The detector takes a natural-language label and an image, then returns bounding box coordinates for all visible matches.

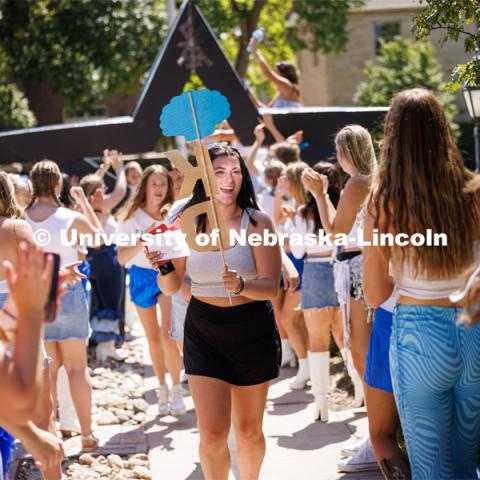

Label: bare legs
[188,375,270,480]
[45,340,93,438]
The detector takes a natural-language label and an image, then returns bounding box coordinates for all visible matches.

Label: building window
[374,22,400,53]
[63,104,108,123]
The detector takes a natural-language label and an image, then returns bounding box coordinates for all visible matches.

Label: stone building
[296,0,473,119]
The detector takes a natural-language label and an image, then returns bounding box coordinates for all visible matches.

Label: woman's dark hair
[60,173,74,208]
[275,61,299,85]
[301,161,343,232]
[183,145,259,232]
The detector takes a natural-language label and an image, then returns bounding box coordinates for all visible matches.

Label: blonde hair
[120,165,174,221]
[335,124,376,175]
[285,161,309,205]
[28,160,62,208]
[0,171,24,219]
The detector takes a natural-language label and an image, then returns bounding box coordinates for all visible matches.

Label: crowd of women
[0,87,479,480]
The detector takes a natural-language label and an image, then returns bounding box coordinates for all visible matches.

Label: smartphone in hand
[44,253,61,323]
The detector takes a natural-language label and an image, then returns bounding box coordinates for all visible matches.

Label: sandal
[379,456,412,480]
[81,434,99,453]
[61,429,80,439]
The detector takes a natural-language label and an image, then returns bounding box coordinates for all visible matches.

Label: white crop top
[27,207,78,267]
[392,243,480,300]
[187,209,257,297]
[284,214,333,259]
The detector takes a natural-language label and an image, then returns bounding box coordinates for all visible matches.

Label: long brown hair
[0,171,24,219]
[121,165,174,221]
[301,162,343,232]
[368,88,479,279]
[28,160,62,208]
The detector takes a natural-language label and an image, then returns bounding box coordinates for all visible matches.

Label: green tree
[354,36,459,134]
[0,48,36,129]
[197,0,365,101]
[413,0,480,91]
[0,0,168,109]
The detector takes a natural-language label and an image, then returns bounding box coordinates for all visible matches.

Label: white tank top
[392,243,480,300]
[27,207,79,266]
[346,207,364,250]
[0,280,8,294]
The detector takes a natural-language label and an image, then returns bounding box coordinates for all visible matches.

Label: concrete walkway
[144,359,383,480]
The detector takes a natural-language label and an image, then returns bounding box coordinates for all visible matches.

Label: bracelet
[158,261,175,276]
[232,276,245,296]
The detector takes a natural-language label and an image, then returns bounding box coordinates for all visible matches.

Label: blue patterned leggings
[390,305,480,480]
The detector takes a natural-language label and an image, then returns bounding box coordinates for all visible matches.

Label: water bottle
[247,27,265,53]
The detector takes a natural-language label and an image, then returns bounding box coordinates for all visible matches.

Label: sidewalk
[9,320,382,480]
[144,357,383,480]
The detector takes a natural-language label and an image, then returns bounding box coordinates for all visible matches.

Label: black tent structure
[0,0,387,172]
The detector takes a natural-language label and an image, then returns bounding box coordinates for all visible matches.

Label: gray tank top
[187,208,257,297]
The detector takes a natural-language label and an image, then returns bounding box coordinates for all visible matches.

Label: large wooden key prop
[160,89,233,301]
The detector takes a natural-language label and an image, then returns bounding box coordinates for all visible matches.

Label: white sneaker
[170,384,187,416]
[157,384,170,416]
[96,340,126,362]
[340,435,369,458]
[337,438,379,473]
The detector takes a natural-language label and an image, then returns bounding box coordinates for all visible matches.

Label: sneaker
[337,438,379,473]
[340,435,369,458]
[157,384,170,416]
[170,384,187,416]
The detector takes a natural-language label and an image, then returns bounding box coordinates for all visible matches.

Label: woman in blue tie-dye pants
[363,88,480,480]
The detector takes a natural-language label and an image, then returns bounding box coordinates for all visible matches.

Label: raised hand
[2,242,53,322]
[302,168,328,197]
[253,123,266,144]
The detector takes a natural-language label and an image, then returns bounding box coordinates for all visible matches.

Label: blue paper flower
[160,89,231,141]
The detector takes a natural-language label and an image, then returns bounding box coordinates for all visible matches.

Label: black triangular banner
[0,0,258,170]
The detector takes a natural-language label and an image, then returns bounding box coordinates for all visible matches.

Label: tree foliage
[0,48,36,129]
[196,0,365,101]
[413,0,480,91]
[0,0,168,108]
[354,37,458,134]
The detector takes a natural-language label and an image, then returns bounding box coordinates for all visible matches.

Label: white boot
[281,339,297,368]
[346,350,364,408]
[308,351,330,422]
[96,340,126,363]
[289,357,310,390]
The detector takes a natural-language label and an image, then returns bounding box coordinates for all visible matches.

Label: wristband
[158,261,175,276]
[232,276,245,296]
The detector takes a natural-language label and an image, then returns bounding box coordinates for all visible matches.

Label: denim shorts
[0,293,6,308]
[364,307,393,393]
[301,259,339,309]
[170,291,187,340]
[129,265,161,308]
[44,282,90,341]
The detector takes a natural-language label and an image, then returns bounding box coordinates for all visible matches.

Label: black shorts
[184,296,281,386]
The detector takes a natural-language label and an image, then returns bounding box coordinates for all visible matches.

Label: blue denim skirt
[44,282,90,341]
[301,259,339,309]
[0,293,6,308]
